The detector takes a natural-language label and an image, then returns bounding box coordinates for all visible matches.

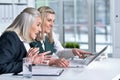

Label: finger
[31,48,39,53]
[62,61,69,67]
[28,48,39,55]
[59,59,69,67]
[45,55,52,58]
[80,54,86,59]
[40,51,51,56]
[45,56,52,60]
[56,62,66,67]
[28,48,34,53]
[42,61,48,64]
[59,62,69,68]
[76,50,92,57]
[80,50,92,55]
[46,55,52,58]
[32,52,38,58]
[87,52,93,55]
[42,60,50,65]
[75,51,82,58]
[53,58,69,68]
[82,52,93,58]
[28,50,39,57]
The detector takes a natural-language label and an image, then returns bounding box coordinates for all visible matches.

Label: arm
[0,32,25,74]
[53,37,64,51]
[53,33,74,59]
[53,32,91,59]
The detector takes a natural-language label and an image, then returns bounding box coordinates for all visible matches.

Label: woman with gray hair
[0,7,50,74]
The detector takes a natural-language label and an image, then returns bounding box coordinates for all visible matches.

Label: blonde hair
[38,6,55,43]
[5,7,41,42]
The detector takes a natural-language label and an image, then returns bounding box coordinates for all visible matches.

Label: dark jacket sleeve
[0,32,26,74]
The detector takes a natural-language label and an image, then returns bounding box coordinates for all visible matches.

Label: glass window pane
[94,0,112,54]
[63,0,89,50]
[35,0,112,54]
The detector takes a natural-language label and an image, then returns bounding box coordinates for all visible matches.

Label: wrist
[49,59,56,66]
[72,48,77,56]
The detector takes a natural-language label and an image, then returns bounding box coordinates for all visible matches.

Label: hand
[72,48,92,58]
[27,48,39,63]
[42,55,53,64]
[49,58,69,68]
[33,51,51,64]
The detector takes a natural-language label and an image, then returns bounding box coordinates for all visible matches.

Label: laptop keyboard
[70,59,85,65]
[70,55,95,65]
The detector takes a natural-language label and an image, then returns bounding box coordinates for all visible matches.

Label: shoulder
[1,31,19,40]
[1,31,17,37]
[0,31,21,44]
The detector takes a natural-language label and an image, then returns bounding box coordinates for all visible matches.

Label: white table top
[0,58,120,80]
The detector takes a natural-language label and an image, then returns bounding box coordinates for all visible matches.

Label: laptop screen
[69,46,108,68]
[84,46,108,65]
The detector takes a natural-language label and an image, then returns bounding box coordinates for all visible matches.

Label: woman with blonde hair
[30,6,91,67]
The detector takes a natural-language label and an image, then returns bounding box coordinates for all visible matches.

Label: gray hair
[5,7,41,42]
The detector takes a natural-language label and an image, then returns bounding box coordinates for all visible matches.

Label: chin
[32,35,36,40]
[47,31,51,33]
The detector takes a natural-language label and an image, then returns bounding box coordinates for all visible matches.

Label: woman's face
[43,13,55,34]
[29,16,41,40]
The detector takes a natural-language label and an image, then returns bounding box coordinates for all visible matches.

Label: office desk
[0,58,120,80]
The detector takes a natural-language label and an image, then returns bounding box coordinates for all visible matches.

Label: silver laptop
[69,46,108,68]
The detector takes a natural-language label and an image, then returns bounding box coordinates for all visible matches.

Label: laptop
[69,46,108,68]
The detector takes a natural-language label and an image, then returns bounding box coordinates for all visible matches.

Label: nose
[38,26,42,32]
[50,22,53,28]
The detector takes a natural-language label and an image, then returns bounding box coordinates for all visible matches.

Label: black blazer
[0,31,27,74]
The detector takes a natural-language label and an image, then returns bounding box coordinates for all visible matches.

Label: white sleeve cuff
[56,48,74,59]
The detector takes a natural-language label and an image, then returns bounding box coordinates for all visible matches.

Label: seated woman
[30,6,91,68]
[0,7,50,74]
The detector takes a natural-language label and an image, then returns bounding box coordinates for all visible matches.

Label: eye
[48,19,51,22]
[37,23,41,27]
[37,24,40,26]
[53,20,55,23]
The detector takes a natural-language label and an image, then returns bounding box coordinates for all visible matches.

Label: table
[0,58,120,80]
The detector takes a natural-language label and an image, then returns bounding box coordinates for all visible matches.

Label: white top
[52,32,74,59]
[40,40,45,50]
[18,35,30,52]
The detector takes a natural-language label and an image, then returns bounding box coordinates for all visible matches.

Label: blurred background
[0,0,113,57]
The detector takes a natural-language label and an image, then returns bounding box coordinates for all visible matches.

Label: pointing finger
[39,51,51,56]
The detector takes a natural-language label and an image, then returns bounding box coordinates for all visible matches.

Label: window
[35,0,112,55]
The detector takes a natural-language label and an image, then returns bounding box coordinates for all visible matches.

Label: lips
[35,32,41,37]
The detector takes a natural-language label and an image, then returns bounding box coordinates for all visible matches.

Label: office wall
[0,0,35,35]
[111,0,120,58]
